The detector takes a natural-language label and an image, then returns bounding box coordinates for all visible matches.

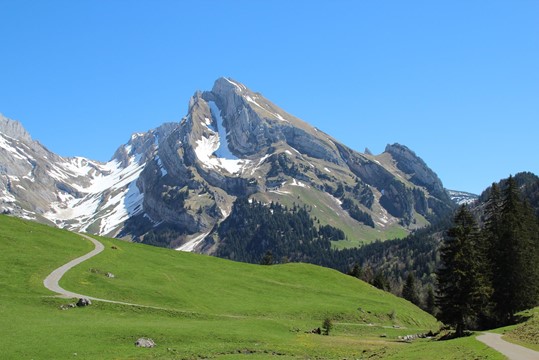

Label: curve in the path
[42,234,250,319]
[43,234,157,308]
[43,233,105,299]
[477,332,539,360]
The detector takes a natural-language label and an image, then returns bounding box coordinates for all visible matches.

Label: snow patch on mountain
[447,189,478,205]
[99,180,144,234]
[249,154,271,175]
[176,231,210,252]
[45,151,146,235]
[290,178,307,188]
[328,193,343,206]
[194,101,251,174]
[209,101,238,160]
[244,95,287,122]
[224,78,244,92]
[1,186,16,203]
[0,133,32,161]
[155,156,167,176]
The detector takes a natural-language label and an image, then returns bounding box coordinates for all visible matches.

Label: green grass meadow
[0,215,510,359]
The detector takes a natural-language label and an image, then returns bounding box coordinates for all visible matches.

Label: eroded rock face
[0,115,105,220]
[384,143,449,201]
[204,78,342,164]
[0,115,32,142]
[1,78,455,251]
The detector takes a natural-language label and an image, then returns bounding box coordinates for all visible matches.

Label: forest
[216,172,539,330]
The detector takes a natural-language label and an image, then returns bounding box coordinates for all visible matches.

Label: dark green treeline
[437,176,539,335]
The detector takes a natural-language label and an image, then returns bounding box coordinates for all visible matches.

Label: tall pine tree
[436,206,490,336]
[425,284,437,316]
[491,176,539,323]
[402,272,421,306]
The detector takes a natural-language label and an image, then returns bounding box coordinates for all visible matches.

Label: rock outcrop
[76,298,92,307]
[385,143,448,200]
[135,338,156,348]
[0,78,455,251]
[0,114,32,142]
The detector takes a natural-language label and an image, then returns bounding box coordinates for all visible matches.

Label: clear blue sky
[1,1,538,194]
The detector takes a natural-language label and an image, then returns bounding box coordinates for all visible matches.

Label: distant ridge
[447,189,479,205]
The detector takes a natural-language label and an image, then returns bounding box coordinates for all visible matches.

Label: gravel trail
[43,234,155,307]
[477,332,539,360]
[43,233,104,299]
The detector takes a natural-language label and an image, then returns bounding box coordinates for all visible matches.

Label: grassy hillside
[0,215,505,359]
[252,185,409,248]
[61,236,433,326]
[490,307,539,351]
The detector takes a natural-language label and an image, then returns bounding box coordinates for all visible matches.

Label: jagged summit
[385,143,448,201]
[0,78,455,251]
[0,114,32,142]
[212,77,246,94]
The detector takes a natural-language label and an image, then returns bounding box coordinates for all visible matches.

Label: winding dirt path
[42,234,251,319]
[46,235,539,356]
[43,233,157,307]
[43,233,104,299]
[476,332,539,360]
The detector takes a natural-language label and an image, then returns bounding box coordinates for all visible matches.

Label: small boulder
[76,298,92,307]
[135,337,156,348]
[59,303,77,310]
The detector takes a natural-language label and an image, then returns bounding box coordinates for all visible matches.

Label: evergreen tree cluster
[267,153,301,178]
[341,198,375,227]
[216,198,345,265]
[436,176,539,335]
[341,221,448,306]
[478,172,539,217]
[216,196,444,305]
[215,172,539,327]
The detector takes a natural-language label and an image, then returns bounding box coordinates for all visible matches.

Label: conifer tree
[491,176,539,323]
[436,206,487,336]
[260,250,274,265]
[425,284,436,315]
[483,183,502,241]
[402,272,421,306]
[348,262,363,279]
[478,183,502,325]
[372,271,390,292]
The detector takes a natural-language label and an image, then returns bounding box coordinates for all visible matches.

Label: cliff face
[384,143,448,200]
[0,78,455,251]
[0,113,106,221]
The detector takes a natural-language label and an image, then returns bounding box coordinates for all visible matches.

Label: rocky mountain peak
[111,122,179,167]
[212,77,246,95]
[0,114,32,142]
[1,77,456,252]
[384,143,447,200]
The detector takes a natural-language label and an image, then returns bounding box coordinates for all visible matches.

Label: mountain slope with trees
[436,177,539,335]
[1,78,455,251]
[213,172,539,326]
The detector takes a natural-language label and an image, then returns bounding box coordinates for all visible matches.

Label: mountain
[0,112,178,235]
[348,171,539,301]
[0,78,455,252]
[447,189,479,205]
[476,171,539,217]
